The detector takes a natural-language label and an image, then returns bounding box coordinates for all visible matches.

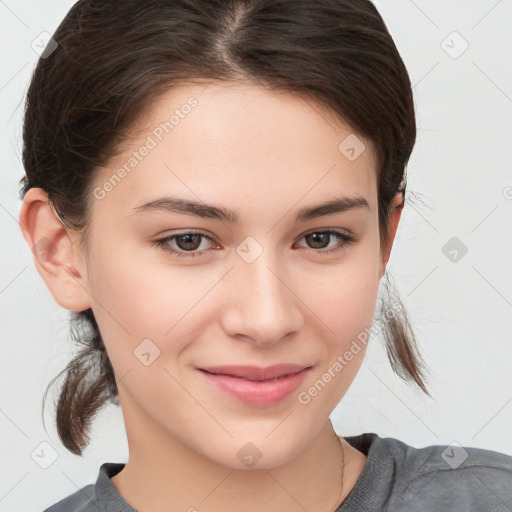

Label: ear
[378,192,404,280]
[18,187,92,312]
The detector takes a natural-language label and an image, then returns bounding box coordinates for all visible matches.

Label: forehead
[91,81,378,221]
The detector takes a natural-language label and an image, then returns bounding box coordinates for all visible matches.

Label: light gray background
[1,1,511,510]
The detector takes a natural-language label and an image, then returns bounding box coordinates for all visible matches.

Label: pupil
[308,233,328,248]
[179,234,200,250]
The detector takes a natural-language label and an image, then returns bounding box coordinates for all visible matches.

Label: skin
[20,81,403,512]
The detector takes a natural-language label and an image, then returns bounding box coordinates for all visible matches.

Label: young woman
[18,1,511,511]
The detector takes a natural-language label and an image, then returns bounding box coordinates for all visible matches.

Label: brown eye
[153,231,215,258]
[153,229,356,259]
[296,230,356,254]
[304,232,332,249]
[173,233,203,251]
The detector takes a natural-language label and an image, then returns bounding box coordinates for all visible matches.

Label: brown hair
[19,0,431,456]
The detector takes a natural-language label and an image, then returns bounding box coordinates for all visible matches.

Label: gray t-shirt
[42,432,512,511]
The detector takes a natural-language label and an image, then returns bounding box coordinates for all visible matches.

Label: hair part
[21,0,430,456]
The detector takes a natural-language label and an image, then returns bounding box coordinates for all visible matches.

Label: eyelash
[152,229,356,258]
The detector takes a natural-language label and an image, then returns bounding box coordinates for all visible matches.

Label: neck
[111,397,366,512]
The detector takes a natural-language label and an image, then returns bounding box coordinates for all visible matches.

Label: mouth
[198,364,312,381]
[197,364,313,407]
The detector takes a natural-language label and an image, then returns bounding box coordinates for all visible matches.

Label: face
[78,81,389,469]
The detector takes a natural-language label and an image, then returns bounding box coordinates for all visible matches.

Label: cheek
[306,256,380,342]
[87,234,177,330]
[334,276,378,339]
[294,274,378,413]
[87,224,380,375]
[84,235,165,367]
[301,253,380,397]
[85,236,215,371]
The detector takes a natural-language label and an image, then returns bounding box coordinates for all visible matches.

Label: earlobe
[18,188,92,312]
[378,192,404,280]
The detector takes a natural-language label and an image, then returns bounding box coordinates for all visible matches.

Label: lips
[198,364,313,407]
[199,364,310,381]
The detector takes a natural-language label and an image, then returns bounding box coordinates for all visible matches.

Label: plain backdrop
[1,1,511,510]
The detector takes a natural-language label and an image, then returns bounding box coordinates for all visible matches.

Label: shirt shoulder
[41,483,97,512]
[41,462,130,512]
[381,436,512,511]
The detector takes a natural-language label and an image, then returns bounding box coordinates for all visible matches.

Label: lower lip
[199,368,311,407]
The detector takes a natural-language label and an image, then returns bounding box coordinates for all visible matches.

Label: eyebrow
[132,194,370,224]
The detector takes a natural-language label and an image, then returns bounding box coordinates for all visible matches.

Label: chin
[197,428,313,471]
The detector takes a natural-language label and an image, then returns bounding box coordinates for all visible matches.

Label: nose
[221,247,303,347]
